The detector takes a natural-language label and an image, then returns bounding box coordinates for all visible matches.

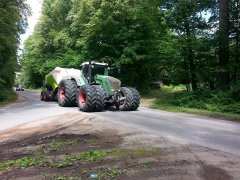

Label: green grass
[39,139,79,154]
[0,156,50,170]
[56,150,107,168]
[0,150,107,171]
[97,167,128,179]
[142,86,240,121]
[110,148,163,159]
[0,90,18,107]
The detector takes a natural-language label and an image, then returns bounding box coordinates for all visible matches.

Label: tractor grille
[107,76,121,90]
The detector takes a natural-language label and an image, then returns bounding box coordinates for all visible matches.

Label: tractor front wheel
[92,85,106,112]
[58,80,77,107]
[77,85,96,112]
[129,88,140,111]
[116,87,133,111]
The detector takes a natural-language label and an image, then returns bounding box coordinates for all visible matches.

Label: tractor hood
[95,75,121,95]
[105,76,121,90]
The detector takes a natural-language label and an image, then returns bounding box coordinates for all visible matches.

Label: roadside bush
[152,87,240,114]
[231,82,240,101]
[0,87,17,105]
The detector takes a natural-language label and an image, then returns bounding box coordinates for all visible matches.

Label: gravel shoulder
[0,113,239,179]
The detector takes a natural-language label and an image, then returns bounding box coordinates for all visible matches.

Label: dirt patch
[0,114,240,180]
[199,164,233,180]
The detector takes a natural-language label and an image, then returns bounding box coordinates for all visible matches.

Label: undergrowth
[143,85,240,120]
[0,89,18,106]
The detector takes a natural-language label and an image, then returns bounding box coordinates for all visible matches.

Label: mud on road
[0,113,239,180]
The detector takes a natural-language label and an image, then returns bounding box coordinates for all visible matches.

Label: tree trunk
[233,31,239,84]
[185,23,198,91]
[233,0,239,84]
[218,0,230,91]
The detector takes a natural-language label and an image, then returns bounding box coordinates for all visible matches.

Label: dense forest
[0,0,29,102]
[21,0,240,93]
[1,0,240,109]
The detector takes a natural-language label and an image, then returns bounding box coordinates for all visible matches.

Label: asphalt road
[1,90,240,156]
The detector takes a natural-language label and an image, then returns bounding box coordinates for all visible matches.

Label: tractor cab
[80,62,108,83]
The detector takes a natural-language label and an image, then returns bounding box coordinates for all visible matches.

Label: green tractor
[41,61,140,112]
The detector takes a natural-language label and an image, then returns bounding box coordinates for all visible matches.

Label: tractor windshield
[81,63,108,83]
[92,65,108,76]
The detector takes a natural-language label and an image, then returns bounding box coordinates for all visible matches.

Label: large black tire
[129,87,140,110]
[117,87,133,111]
[50,91,56,101]
[40,91,44,101]
[69,80,78,106]
[92,85,106,112]
[41,90,50,101]
[58,80,77,107]
[77,85,96,112]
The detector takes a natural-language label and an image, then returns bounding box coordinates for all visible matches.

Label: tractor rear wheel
[117,87,133,111]
[58,80,77,107]
[93,85,106,112]
[77,85,96,112]
[129,88,140,111]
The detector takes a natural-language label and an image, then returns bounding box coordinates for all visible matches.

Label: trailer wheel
[78,85,96,112]
[58,80,76,107]
[116,87,133,111]
[40,91,44,101]
[92,85,106,112]
[129,88,140,111]
[41,91,50,101]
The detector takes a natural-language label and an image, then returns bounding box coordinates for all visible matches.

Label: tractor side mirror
[109,67,121,74]
[118,68,121,74]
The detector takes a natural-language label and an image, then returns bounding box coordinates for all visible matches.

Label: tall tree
[0,0,29,100]
[218,0,230,90]
[159,0,215,90]
[229,0,240,85]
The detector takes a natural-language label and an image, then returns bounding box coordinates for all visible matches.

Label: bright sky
[19,0,43,51]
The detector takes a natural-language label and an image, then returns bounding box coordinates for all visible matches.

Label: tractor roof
[80,62,108,66]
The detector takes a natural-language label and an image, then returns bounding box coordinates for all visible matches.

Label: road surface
[1,90,240,156]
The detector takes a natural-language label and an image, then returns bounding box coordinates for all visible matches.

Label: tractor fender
[60,75,81,87]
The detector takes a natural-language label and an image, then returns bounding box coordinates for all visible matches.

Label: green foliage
[81,150,106,162]
[0,150,106,171]
[152,86,240,115]
[0,156,49,170]
[48,140,63,152]
[57,150,107,168]
[110,148,163,159]
[0,0,29,102]
[142,161,151,169]
[21,0,163,89]
[97,167,128,179]
[0,90,18,106]
[20,0,240,97]
[41,139,79,154]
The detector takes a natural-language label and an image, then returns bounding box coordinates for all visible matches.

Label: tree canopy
[6,0,240,96]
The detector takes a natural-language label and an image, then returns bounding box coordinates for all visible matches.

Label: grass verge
[0,90,18,107]
[142,86,240,121]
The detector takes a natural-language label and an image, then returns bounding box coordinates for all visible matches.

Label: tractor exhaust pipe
[88,61,92,84]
